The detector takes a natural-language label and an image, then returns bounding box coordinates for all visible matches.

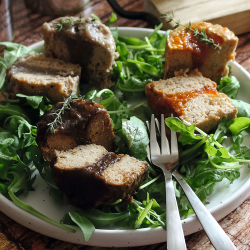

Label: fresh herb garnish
[161,12,220,49]
[55,17,73,31]
[77,13,82,23]
[54,14,83,31]
[47,94,79,134]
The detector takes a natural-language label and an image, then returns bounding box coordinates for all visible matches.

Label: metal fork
[148,114,237,250]
[146,114,186,250]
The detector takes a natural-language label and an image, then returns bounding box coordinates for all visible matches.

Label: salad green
[1,14,250,242]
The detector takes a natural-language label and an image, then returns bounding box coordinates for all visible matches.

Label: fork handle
[173,172,237,250]
[164,169,187,250]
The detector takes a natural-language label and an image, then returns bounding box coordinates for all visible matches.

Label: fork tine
[161,114,170,155]
[145,120,151,162]
[171,114,178,155]
[150,114,160,156]
[154,115,170,155]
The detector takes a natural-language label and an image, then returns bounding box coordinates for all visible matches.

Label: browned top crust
[36,99,115,162]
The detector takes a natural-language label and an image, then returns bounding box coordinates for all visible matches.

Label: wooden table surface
[1,0,250,249]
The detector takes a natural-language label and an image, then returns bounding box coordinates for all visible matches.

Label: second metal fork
[147,114,237,250]
[147,114,186,250]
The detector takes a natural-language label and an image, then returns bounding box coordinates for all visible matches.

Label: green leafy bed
[1,15,250,241]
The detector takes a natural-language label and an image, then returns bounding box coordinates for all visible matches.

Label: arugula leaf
[0,103,42,200]
[167,117,250,169]
[165,117,203,145]
[8,169,35,194]
[134,200,153,228]
[106,12,117,27]
[68,212,95,241]
[0,57,7,90]
[0,104,30,121]
[213,117,228,141]
[132,197,166,229]
[0,42,33,91]
[0,138,16,160]
[16,94,43,109]
[228,117,250,136]
[0,42,33,64]
[89,88,135,131]
[118,116,149,160]
[217,76,240,99]
[8,190,75,233]
[60,208,130,240]
[231,99,250,118]
[113,25,166,92]
[84,89,97,101]
[118,37,145,46]
[76,209,130,227]
[16,94,53,116]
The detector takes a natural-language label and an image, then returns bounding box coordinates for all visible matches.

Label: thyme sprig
[47,94,79,134]
[54,14,83,31]
[161,13,220,49]
[54,17,73,31]
[77,13,82,23]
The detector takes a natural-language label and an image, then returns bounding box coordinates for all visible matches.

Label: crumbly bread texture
[146,69,238,132]
[53,144,148,208]
[164,21,238,82]
[7,53,81,103]
[36,99,115,162]
[41,17,119,89]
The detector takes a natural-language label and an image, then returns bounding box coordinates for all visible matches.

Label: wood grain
[186,197,250,250]
[144,0,250,35]
[0,0,250,249]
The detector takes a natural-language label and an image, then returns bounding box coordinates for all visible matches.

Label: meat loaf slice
[146,69,238,132]
[164,21,238,82]
[7,53,81,103]
[52,144,148,208]
[36,99,115,162]
[41,17,119,89]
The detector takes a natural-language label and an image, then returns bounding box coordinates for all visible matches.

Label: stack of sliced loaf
[36,99,115,162]
[52,144,148,208]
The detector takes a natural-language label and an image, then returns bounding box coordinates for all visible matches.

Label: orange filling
[163,85,218,116]
[170,23,224,69]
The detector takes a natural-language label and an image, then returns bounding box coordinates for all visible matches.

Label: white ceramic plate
[1,27,250,247]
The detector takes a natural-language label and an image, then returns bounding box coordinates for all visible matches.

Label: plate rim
[1,26,250,247]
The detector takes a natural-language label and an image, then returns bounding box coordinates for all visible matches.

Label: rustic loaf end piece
[164,21,238,82]
[146,69,238,132]
[41,17,119,89]
[7,53,81,103]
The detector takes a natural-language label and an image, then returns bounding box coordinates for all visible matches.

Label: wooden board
[144,0,250,35]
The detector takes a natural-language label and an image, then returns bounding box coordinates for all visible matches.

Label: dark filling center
[85,152,123,176]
